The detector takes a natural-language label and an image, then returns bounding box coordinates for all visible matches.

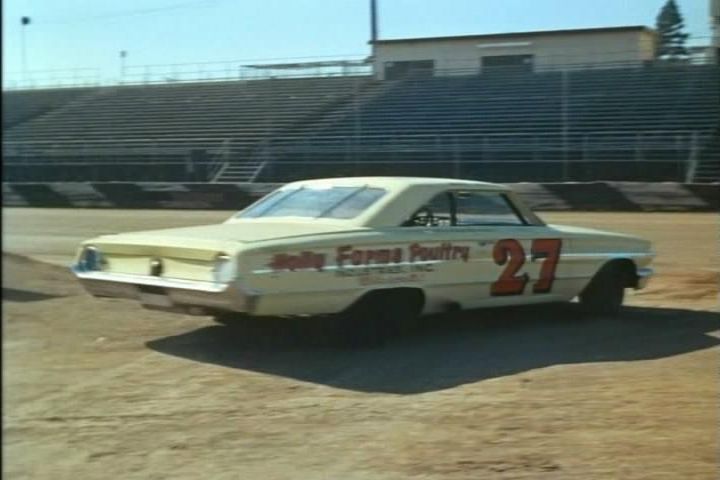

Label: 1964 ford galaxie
[73,177,654,342]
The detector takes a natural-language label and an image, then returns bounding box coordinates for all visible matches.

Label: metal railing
[3,41,715,90]
[3,68,102,90]
[3,55,372,90]
[2,131,703,153]
[3,130,707,182]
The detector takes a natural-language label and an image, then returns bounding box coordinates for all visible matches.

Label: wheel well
[351,287,426,313]
[603,258,638,288]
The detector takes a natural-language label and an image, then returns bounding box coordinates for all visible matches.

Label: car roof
[285,176,510,191]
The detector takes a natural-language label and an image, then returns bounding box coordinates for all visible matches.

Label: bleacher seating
[2,87,99,129]
[3,77,371,181]
[3,63,719,183]
[261,64,719,182]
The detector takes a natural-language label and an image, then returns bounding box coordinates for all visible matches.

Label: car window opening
[403,191,528,227]
[238,186,386,220]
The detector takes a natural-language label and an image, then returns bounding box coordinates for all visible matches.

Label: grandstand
[3,87,99,129]
[3,61,719,183]
[2,76,368,182]
[263,63,718,182]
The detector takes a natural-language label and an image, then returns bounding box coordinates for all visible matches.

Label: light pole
[120,50,127,84]
[370,0,378,43]
[20,16,31,85]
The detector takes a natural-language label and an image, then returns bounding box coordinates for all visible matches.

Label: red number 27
[490,238,562,296]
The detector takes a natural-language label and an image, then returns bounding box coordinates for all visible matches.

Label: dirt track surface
[3,209,719,479]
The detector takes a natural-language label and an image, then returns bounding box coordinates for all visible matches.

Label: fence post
[453,136,461,178]
[561,69,570,180]
[435,135,441,165]
[353,79,361,167]
[684,131,700,183]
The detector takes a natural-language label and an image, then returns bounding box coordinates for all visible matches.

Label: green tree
[655,0,689,60]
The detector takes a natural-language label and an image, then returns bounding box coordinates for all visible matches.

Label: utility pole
[21,16,31,85]
[369,0,379,79]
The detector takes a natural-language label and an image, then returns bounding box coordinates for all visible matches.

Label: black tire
[338,289,424,348]
[579,263,628,316]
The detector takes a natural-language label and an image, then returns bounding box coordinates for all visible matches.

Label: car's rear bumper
[636,267,653,289]
[72,268,256,314]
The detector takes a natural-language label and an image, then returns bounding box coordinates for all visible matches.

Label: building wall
[373,30,656,79]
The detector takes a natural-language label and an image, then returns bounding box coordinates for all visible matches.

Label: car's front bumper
[72,268,256,314]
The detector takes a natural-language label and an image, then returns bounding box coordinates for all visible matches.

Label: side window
[454,192,526,226]
[426,193,453,226]
[403,192,452,227]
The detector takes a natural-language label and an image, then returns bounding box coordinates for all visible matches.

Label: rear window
[238,186,386,219]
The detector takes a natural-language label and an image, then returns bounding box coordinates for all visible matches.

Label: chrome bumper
[636,267,654,289]
[72,267,255,314]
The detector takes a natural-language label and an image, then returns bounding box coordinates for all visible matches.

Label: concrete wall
[373,30,656,79]
[3,182,717,212]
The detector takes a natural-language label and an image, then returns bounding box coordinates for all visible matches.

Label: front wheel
[578,263,628,315]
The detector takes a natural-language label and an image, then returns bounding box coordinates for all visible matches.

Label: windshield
[238,186,386,219]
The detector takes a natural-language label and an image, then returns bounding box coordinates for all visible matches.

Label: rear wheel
[579,263,630,315]
[338,289,424,348]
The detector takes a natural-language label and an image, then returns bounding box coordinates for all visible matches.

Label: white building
[371,26,657,79]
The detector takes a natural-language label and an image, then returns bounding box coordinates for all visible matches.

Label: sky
[2,0,712,87]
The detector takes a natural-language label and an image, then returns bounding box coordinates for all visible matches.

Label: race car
[73,177,654,342]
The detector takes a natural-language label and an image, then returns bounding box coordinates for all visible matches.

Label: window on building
[481,54,534,73]
[384,60,435,80]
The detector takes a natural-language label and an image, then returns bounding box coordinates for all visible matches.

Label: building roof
[370,25,654,45]
[245,59,371,70]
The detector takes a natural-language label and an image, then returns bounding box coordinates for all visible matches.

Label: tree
[655,0,689,60]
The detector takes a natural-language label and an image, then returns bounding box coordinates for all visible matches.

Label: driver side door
[418,189,568,309]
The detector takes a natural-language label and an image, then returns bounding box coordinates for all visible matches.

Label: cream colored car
[73,177,653,341]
